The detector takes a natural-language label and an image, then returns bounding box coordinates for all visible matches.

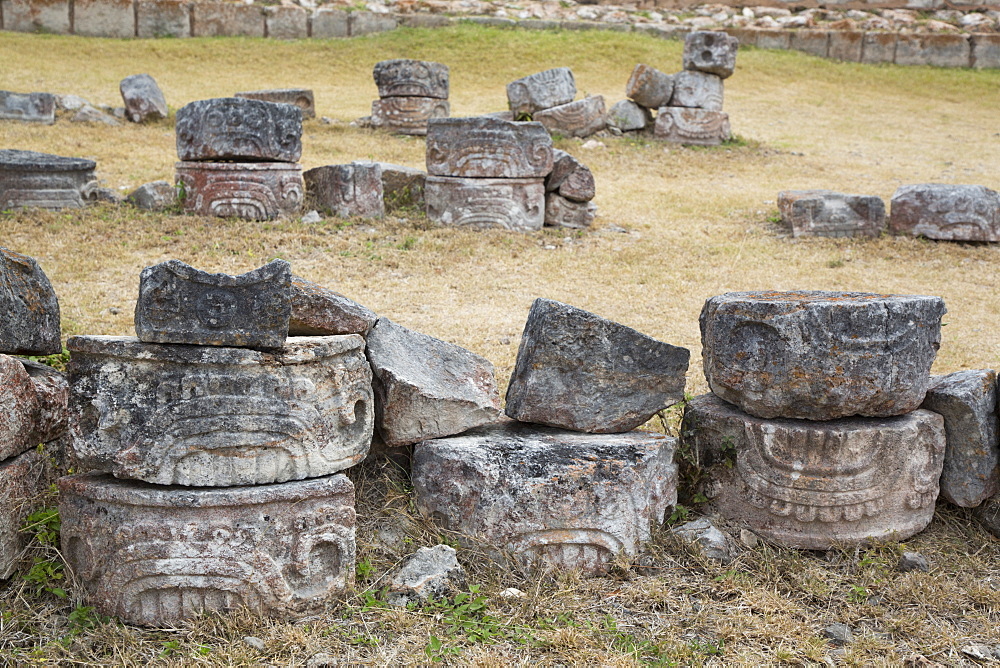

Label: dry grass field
[2,25,1000,665]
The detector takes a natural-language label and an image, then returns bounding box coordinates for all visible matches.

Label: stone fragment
[897,551,929,573]
[671,518,739,563]
[888,184,1000,242]
[0,90,55,124]
[370,97,450,136]
[506,67,576,117]
[71,105,120,126]
[119,74,168,124]
[366,318,500,448]
[425,117,554,179]
[777,189,886,238]
[921,370,999,508]
[0,448,51,579]
[243,637,266,651]
[175,97,303,163]
[0,246,62,355]
[137,0,191,38]
[545,195,597,229]
[386,544,467,606]
[412,421,677,574]
[700,291,945,420]
[670,71,724,111]
[236,89,315,120]
[975,495,1000,538]
[0,354,41,462]
[289,274,377,337]
[683,394,945,550]
[55,94,89,111]
[505,298,689,433]
[68,334,373,486]
[546,149,595,202]
[425,176,545,231]
[175,161,304,220]
[654,108,730,146]
[533,96,607,139]
[0,150,98,210]
[373,60,449,100]
[58,472,356,625]
[21,359,68,445]
[304,162,384,220]
[607,99,652,132]
[823,623,853,646]
[626,64,674,110]
[378,162,425,211]
[127,180,176,211]
[683,31,739,79]
[301,210,322,224]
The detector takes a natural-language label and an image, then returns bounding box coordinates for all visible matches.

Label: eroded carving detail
[373,60,449,99]
[425,117,553,178]
[654,107,730,146]
[370,97,450,136]
[424,176,544,231]
[175,161,303,220]
[175,97,303,163]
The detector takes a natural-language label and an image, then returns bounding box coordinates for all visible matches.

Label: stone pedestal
[175,161,303,220]
[175,97,303,163]
[0,149,97,210]
[653,108,730,146]
[235,89,316,119]
[425,117,553,179]
[373,60,449,99]
[370,97,449,136]
[425,176,544,231]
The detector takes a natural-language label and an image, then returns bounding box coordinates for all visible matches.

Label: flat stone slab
[289,274,377,337]
[654,108,730,146]
[304,162,384,219]
[58,472,356,626]
[120,74,168,124]
[505,298,689,432]
[683,31,739,79]
[533,96,606,139]
[68,335,373,486]
[0,246,62,355]
[544,194,597,229]
[425,117,554,179]
[373,59,450,99]
[236,89,316,120]
[626,65,674,110]
[175,97,303,163]
[175,161,304,220]
[684,394,945,550]
[778,190,886,238]
[0,91,55,124]
[889,184,1000,242]
[700,291,946,420]
[922,370,999,508]
[412,421,677,574]
[670,71,724,111]
[507,68,576,117]
[546,150,595,202]
[425,176,545,231]
[366,318,500,448]
[607,99,652,132]
[370,97,450,136]
[1,448,51,579]
[0,149,98,210]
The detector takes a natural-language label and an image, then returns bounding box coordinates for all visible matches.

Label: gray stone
[506,67,576,117]
[300,210,322,224]
[370,97,449,136]
[670,71,724,111]
[127,180,176,211]
[889,184,1000,242]
[672,518,739,563]
[921,370,999,508]
[897,551,929,572]
[74,0,136,38]
[683,31,739,79]
[67,334,373,486]
[482,110,515,121]
[264,5,307,39]
[425,117,553,179]
[55,94,89,111]
[862,33,897,64]
[71,105,121,126]
[289,274,377,336]
[243,637,266,651]
[373,59,449,100]
[700,291,945,420]
[791,30,830,59]
[175,97,302,163]
[626,64,674,110]
[366,317,501,448]
[137,0,190,38]
[20,359,69,445]
[546,149,594,202]
[777,190,886,238]
[174,161,304,220]
[505,298,689,433]
[189,2,264,37]
[0,448,51,579]
[684,394,945,550]
[424,176,545,231]
[533,96,606,139]
[828,30,864,62]
[607,99,652,132]
[349,11,397,36]
[412,421,677,574]
[654,108,730,146]
[58,472,356,625]
[823,623,853,646]
[971,34,1000,70]
[545,194,597,229]
[304,162,384,219]
[236,89,315,120]
[0,90,55,124]
[386,544,467,606]
[895,34,970,68]
[377,162,425,211]
[0,246,62,355]
[0,0,70,34]
[311,7,348,38]
[0,149,98,210]
[0,354,41,462]
[134,259,290,349]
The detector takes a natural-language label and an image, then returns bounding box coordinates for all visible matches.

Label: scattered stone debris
[386,544,468,606]
[0,90,55,124]
[822,623,853,646]
[71,104,121,125]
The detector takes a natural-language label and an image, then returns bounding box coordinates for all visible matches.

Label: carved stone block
[425,117,553,179]
[546,149,594,202]
[626,64,674,110]
[373,59,449,99]
[236,89,315,120]
[653,108,730,146]
[670,71,724,111]
[135,259,291,348]
[0,448,51,579]
[289,274,377,337]
[370,96,449,136]
[20,359,69,446]
[412,421,677,574]
[684,394,945,550]
[700,291,946,420]
[58,472,356,625]
[424,176,544,231]
[303,162,384,220]
[506,67,576,117]
[0,91,55,124]
[0,246,62,355]
[777,189,886,238]
[120,74,168,124]
[0,149,97,210]
[67,335,373,486]
[607,99,652,132]
[544,194,597,229]
[175,97,302,163]
[888,184,1000,242]
[175,161,304,220]
[533,96,606,139]
[378,162,426,211]
[683,31,739,79]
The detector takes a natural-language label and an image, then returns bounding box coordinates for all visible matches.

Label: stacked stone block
[370,59,450,136]
[0,149,99,210]
[506,67,606,139]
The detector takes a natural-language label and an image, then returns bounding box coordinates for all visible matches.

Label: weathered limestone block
[546,150,594,202]
[120,74,167,124]
[424,176,544,231]
[303,162,384,220]
[74,0,134,38]
[700,291,946,420]
[378,162,425,211]
[0,246,62,355]
[373,60,449,100]
[922,370,999,508]
[175,98,302,163]
[0,91,55,124]
[58,472,356,625]
[670,71,724,111]
[683,31,739,79]
[828,30,864,62]
[505,298,689,433]
[653,108,730,146]
[21,359,68,445]
[791,30,830,59]
[366,318,500,448]
[175,161,304,220]
[862,32,897,64]
[236,89,315,120]
[544,194,597,229]
[128,180,176,211]
[264,5,307,39]
[777,190,886,238]
[0,355,41,462]
[135,259,291,348]
[0,448,51,579]
[888,184,1000,242]
[311,7,348,38]
[289,274,377,337]
[349,10,397,36]
[684,393,946,550]
[0,0,70,34]
[607,99,652,132]
[506,68,576,117]
[0,150,98,210]
[412,421,677,574]
[626,64,674,110]
[425,117,553,179]
[370,97,449,136]
[895,34,970,68]
[386,544,467,606]
[533,96,606,139]
[68,335,373,486]
[136,0,190,38]
[189,1,264,37]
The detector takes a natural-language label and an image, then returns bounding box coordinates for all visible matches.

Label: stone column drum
[0,149,98,210]
[68,335,373,487]
[59,472,356,626]
[175,161,304,220]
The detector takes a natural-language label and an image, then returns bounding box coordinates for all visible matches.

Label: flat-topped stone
[304,162,384,219]
[370,97,450,136]
[235,89,316,120]
[425,176,545,231]
[0,91,55,124]
[683,31,739,79]
[700,291,946,420]
[506,68,576,117]
[425,117,553,179]
[373,59,449,100]
[120,74,168,124]
[533,96,607,139]
[289,275,377,337]
[889,184,1000,242]
[0,150,98,210]
[1,448,52,579]
[175,97,303,163]
[626,65,674,110]
[654,108,730,146]
[0,149,95,172]
[175,161,303,220]
[778,189,886,238]
[0,247,61,355]
[670,71,724,111]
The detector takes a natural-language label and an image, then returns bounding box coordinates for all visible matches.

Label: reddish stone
[289,275,377,337]
[21,359,68,445]
[0,354,41,462]
[896,34,970,67]
[175,161,303,221]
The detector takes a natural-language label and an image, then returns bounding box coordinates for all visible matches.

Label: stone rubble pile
[369,59,450,136]
[506,67,607,139]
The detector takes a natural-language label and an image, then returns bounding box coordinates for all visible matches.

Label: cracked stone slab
[545,150,595,202]
[0,149,98,210]
[670,71,725,111]
[425,176,545,231]
[119,74,168,124]
[425,117,553,179]
[545,194,597,229]
[0,448,52,579]
[654,107,730,146]
[373,59,449,99]
[175,97,303,163]
[236,88,316,119]
[370,97,450,136]
[175,161,304,220]
[0,90,55,124]
[506,68,576,117]
[304,162,384,219]
[533,96,607,139]
[289,274,377,337]
[888,184,1000,242]
[626,65,674,109]
[683,31,739,79]
[778,190,886,238]
[0,246,62,355]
